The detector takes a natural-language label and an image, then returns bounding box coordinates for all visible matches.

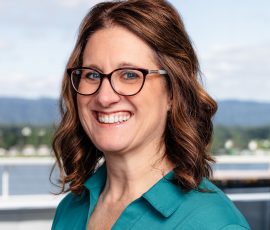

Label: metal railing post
[2,166,9,199]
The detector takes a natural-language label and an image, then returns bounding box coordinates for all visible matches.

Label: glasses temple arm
[148,70,167,75]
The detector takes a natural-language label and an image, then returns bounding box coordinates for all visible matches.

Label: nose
[95,78,121,107]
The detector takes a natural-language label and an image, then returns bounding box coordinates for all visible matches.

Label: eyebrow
[83,64,103,72]
[83,62,142,73]
[117,62,141,68]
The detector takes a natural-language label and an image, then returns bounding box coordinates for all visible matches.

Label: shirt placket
[112,198,149,230]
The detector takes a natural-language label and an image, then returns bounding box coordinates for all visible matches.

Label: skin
[77,26,175,229]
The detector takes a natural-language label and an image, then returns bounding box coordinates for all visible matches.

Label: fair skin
[77,26,174,230]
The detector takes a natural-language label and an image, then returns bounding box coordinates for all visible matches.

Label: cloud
[56,0,102,8]
[0,40,9,49]
[201,42,270,102]
[57,0,87,7]
[0,0,269,102]
[0,72,61,98]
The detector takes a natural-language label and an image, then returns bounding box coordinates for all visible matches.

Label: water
[213,162,270,170]
[0,164,60,195]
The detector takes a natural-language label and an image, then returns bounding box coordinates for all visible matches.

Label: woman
[52,0,250,229]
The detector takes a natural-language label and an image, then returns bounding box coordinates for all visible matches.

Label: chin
[95,142,129,155]
[91,134,133,153]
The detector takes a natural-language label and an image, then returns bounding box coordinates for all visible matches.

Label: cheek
[77,95,92,112]
[136,89,170,122]
[76,96,92,127]
[76,97,84,119]
[77,95,86,107]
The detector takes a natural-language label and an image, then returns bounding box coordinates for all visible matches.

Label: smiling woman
[51,0,250,230]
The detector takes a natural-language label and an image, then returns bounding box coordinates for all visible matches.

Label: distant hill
[0,97,59,125]
[0,97,270,126]
[214,100,270,127]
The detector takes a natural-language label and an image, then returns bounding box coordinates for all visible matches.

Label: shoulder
[52,191,89,230]
[219,225,250,230]
[172,179,250,230]
[51,164,106,229]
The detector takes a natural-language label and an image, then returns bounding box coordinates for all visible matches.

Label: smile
[96,111,131,124]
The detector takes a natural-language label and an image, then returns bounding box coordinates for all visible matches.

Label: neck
[100,144,174,204]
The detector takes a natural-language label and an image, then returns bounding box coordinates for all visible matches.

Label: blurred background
[0,0,269,229]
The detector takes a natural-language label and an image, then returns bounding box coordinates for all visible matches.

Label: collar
[142,170,186,218]
[84,163,107,191]
[84,163,186,218]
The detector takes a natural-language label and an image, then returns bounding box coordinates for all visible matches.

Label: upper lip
[92,110,133,117]
[94,110,132,114]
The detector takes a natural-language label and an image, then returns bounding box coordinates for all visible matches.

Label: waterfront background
[0,156,269,229]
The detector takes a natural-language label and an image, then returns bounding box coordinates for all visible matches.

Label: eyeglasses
[67,67,167,96]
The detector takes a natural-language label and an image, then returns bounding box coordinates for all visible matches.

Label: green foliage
[211,125,270,154]
[1,124,270,156]
[0,124,54,149]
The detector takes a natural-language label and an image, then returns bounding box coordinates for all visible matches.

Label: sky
[0,0,269,102]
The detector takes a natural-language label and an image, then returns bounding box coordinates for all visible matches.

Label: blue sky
[0,0,269,101]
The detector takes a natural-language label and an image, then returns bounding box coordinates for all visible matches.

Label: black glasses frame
[67,67,167,96]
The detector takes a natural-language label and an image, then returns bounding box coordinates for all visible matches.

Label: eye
[125,71,139,79]
[84,71,101,80]
[120,70,141,80]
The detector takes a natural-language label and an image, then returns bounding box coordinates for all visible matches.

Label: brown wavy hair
[52,0,217,195]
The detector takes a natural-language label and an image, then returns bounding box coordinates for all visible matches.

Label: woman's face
[77,26,171,155]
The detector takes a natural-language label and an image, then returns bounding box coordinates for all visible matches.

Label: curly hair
[52,0,217,195]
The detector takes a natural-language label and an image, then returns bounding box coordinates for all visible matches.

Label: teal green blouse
[52,164,250,230]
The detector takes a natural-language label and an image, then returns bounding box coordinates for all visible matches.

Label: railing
[0,156,270,229]
[0,157,55,199]
[0,156,270,207]
[0,158,63,211]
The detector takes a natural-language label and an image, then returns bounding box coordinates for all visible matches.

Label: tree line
[211,125,270,154]
[0,124,269,155]
[0,125,54,149]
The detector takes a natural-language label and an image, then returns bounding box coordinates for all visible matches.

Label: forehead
[82,26,158,69]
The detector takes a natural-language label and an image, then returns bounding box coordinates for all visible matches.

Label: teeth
[97,112,131,124]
